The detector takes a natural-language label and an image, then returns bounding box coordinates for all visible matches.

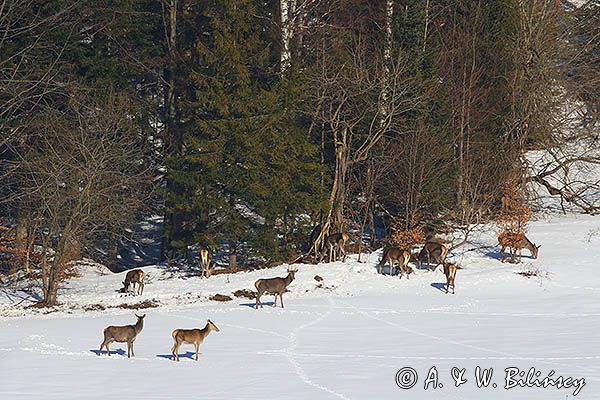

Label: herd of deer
[101,231,540,360]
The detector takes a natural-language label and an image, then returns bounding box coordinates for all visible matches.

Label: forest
[0,0,598,306]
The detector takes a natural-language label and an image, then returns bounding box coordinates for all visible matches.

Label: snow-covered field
[1,214,599,399]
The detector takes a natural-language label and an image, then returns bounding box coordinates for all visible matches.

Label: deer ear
[537,244,542,249]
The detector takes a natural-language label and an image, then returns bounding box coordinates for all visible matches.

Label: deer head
[532,244,541,259]
[207,319,220,332]
[287,267,298,280]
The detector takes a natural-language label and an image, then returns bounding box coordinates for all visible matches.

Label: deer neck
[523,237,534,250]
[201,323,213,337]
[284,273,294,286]
[134,319,144,334]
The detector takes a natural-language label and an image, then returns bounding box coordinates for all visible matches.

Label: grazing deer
[122,269,145,295]
[443,263,462,294]
[377,247,413,279]
[498,233,540,263]
[255,268,297,309]
[99,313,145,358]
[417,241,448,272]
[171,319,220,361]
[199,248,213,278]
[325,232,350,262]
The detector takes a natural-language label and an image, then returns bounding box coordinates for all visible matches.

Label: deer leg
[195,343,199,361]
[341,245,346,262]
[281,293,284,308]
[499,246,505,262]
[98,342,104,356]
[106,342,111,356]
[273,294,278,307]
[131,340,135,357]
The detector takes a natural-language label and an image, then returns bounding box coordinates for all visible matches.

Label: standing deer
[255,268,297,309]
[417,241,448,272]
[377,247,413,279]
[325,232,350,262]
[122,269,145,295]
[98,313,145,358]
[443,262,462,294]
[171,319,220,361]
[498,233,540,263]
[199,248,213,278]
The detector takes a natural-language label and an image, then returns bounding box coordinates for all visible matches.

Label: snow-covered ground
[1,214,599,399]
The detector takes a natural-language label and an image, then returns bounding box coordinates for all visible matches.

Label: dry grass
[209,294,232,302]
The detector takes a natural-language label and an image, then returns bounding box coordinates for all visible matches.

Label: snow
[1,213,599,399]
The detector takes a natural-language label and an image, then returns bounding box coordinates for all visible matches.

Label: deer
[171,319,220,361]
[498,233,540,263]
[443,262,463,294]
[98,313,145,358]
[417,241,448,272]
[122,269,145,295]
[325,232,350,262]
[255,267,297,309]
[377,247,413,279]
[199,248,213,278]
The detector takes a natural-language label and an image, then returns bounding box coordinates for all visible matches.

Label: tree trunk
[279,0,295,72]
[15,223,28,273]
[229,241,237,269]
[380,0,394,124]
[312,127,349,257]
[162,0,181,260]
[40,234,50,301]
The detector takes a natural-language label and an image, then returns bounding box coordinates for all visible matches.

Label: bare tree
[3,91,154,305]
[307,36,424,257]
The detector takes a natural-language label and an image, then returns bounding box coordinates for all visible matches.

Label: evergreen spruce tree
[167,0,323,265]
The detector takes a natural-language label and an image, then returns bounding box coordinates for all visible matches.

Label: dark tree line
[0,0,598,305]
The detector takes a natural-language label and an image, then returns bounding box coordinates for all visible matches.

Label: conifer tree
[167,0,323,265]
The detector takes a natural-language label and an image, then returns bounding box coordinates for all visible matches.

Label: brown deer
[417,241,448,272]
[498,233,540,263]
[98,313,145,358]
[122,269,145,295]
[443,262,462,294]
[171,319,220,361]
[377,247,413,279]
[255,268,297,309]
[325,232,350,262]
[199,248,213,278]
